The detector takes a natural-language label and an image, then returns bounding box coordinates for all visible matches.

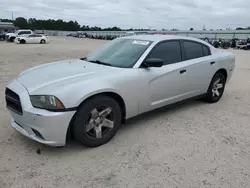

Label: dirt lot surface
[0,37,250,188]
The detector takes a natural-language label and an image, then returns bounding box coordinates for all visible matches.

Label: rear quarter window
[202,45,211,56]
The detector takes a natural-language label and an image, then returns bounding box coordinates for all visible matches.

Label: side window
[18,31,31,35]
[202,45,211,56]
[18,31,25,35]
[24,31,32,34]
[146,41,182,65]
[183,41,203,60]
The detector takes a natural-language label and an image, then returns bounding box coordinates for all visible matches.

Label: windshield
[86,38,153,68]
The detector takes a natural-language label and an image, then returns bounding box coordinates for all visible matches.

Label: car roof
[122,34,212,46]
[18,29,32,31]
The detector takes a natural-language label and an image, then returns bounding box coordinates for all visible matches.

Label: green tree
[1,17,123,31]
[14,17,28,29]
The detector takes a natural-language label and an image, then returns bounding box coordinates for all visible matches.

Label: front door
[138,40,190,112]
[26,35,35,43]
[145,63,189,110]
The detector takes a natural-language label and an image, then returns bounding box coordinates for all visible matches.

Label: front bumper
[14,38,20,43]
[6,79,76,146]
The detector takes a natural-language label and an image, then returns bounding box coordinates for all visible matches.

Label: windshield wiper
[88,60,111,66]
[80,57,87,60]
[80,57,111,66]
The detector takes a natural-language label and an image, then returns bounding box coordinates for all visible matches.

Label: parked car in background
[66,33,75,36]
[6,29,33,42]
[15,34,49,44]
[5,35,235,148]
[0,32,6,41]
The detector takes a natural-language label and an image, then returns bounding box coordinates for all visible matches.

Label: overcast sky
[0,0,249,29]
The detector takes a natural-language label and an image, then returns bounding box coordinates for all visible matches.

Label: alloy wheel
[212,78,224,97]
[85,106,114,139]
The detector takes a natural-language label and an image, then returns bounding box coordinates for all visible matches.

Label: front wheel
[9,37,15,42]
[40,39,46,44]
[205,72,226,103]
[20,40,26,44]
[73,96,122,147]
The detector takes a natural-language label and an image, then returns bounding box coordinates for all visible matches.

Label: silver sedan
[5,35,235,147]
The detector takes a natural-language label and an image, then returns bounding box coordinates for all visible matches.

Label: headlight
[30,95,65,110]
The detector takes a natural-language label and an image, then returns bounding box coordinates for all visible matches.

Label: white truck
[5,29,33,42]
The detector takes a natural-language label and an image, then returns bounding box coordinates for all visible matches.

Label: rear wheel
[40,39,46,44]
[205,72,226,103]
[73,96,122,147]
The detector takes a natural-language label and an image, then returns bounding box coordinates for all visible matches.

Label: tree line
[0,17,123,31]
[236,27,250,30]
[0,17,152,31]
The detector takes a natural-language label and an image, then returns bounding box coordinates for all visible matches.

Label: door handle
[210,61,215,65]
[180,70,186,74]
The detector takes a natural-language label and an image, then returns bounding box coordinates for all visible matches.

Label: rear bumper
[6,79,76,146]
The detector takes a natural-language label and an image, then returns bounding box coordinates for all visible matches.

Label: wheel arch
[66,91,126,141]
[215,68,228,82]
[207,68,228,92]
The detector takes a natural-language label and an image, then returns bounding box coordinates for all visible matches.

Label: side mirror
[142,58,163,68]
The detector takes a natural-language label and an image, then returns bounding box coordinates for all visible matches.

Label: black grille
[5,88,23,115]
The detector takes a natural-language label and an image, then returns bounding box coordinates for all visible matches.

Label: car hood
[6,33,15,36]
[17,59,118,93]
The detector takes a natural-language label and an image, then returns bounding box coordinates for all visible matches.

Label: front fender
[75,87,124,107]
[31,73,141,120]
[61,80,138,119]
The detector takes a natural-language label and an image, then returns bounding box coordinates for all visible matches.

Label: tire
[9,37,14,42]
[40,39,46,44]
[73,95,122,147]
[20,40,26,44]
[205,72,226,103]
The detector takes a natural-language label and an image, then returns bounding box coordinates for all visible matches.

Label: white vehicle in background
[6,29,33,42]
[15,34,49,44]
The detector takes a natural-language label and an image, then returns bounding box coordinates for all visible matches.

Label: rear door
[180,40,216,98]
[32,34,42,43]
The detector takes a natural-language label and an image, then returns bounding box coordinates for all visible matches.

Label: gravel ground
[0,37,250,188]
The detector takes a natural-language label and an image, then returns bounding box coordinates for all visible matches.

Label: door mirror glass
[142,58,163,68]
